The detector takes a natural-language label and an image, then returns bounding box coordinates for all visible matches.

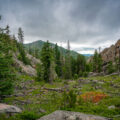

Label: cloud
[0,0,120,54]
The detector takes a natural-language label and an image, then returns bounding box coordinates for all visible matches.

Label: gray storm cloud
[0,0,120,53]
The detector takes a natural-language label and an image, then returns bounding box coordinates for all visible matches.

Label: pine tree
[5,25,10,35]
[18,27,24,44]
[98,54,103,72]
[93,49,103,73]
[93,50,98,72]
[0,33,14,98]
[0,54,14,97]
[71,56,77,77]
[17,28,30,65]
[107,61,115,74]
[64,40,72,79]
[41,41,53,82]
[54,44,62,77]
[36,64,43,81]
[76,55,86,76]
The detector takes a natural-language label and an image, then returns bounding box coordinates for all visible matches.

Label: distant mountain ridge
[24,40,80,58]
[82,54,93,57]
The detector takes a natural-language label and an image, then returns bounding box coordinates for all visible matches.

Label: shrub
[83,72,88,77]
[19,111,39,120]
[74,74,78,80]
[36,64,43,81]
[80,92,107,103]
[61,90,77,109]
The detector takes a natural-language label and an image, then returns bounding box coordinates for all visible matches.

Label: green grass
[2,74,120,120]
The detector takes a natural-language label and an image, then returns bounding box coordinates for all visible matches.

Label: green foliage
[107,61,115,74]
[93,50,103,73]
[41,41,53,82]
[19,111,39,120]
[0,34,15,98]
[36,63,43,81]
[61,90,77,109]
[54,44,62,77]
[17,43,30,65]
[74,74,78,80]
[77,55,86,73]
[18,27,24,44]
[71,56,77,77]
[0,54,14,96]
[83,71,88,77]
[24,40,79,58]
[64,51,72,79]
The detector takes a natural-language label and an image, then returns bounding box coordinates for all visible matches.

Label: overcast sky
[0,0,120,54]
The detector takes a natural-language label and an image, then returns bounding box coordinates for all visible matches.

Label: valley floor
[1,75,120,120]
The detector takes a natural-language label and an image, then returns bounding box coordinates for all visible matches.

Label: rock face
[0,103,22,115]
[101,39,120,63]
[13,53,40,76]
[26,53,41,68]
[38,110,109,120]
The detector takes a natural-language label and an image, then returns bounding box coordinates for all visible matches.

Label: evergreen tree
[98,54,103,72]
[41,41,53,82]
[18,27,24,44]
[76,55,86,76]
[64,40,72,79]
[54,44,62,77]
[107,61,115,74]
[93,49,103,73]
[0,33,15,98]
[36,64,43,81]
[93,50,98,72]
[0,54,14,97]
[71,56,77,77]
[17,28,30,65]
[5,25,10,35]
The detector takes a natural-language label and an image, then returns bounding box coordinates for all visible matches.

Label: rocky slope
[101,39,120,63]
[88,39,120,64]
[13,53,40,76]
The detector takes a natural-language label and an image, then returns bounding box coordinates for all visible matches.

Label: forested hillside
[24,40,80,58]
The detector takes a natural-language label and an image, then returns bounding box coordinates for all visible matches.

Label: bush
[80,92,107,103]
[61,90,77,109]
[74,74,78,80]
[19,111,39,120]
[79,71,83,77]
[36,64,43,81]
[83,72,88,77]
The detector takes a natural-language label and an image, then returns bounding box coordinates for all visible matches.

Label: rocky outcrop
[14,57,37,76]
[101,39,120,63]
[0,103,22,116]
[13,53,41,76]
[26,53,41,68]
[38,110,110,120]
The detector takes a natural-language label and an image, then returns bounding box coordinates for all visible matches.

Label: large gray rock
[26,53,41,67]
[13,53,37,76]
[0,103,22,115]
[38,110,110,120]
